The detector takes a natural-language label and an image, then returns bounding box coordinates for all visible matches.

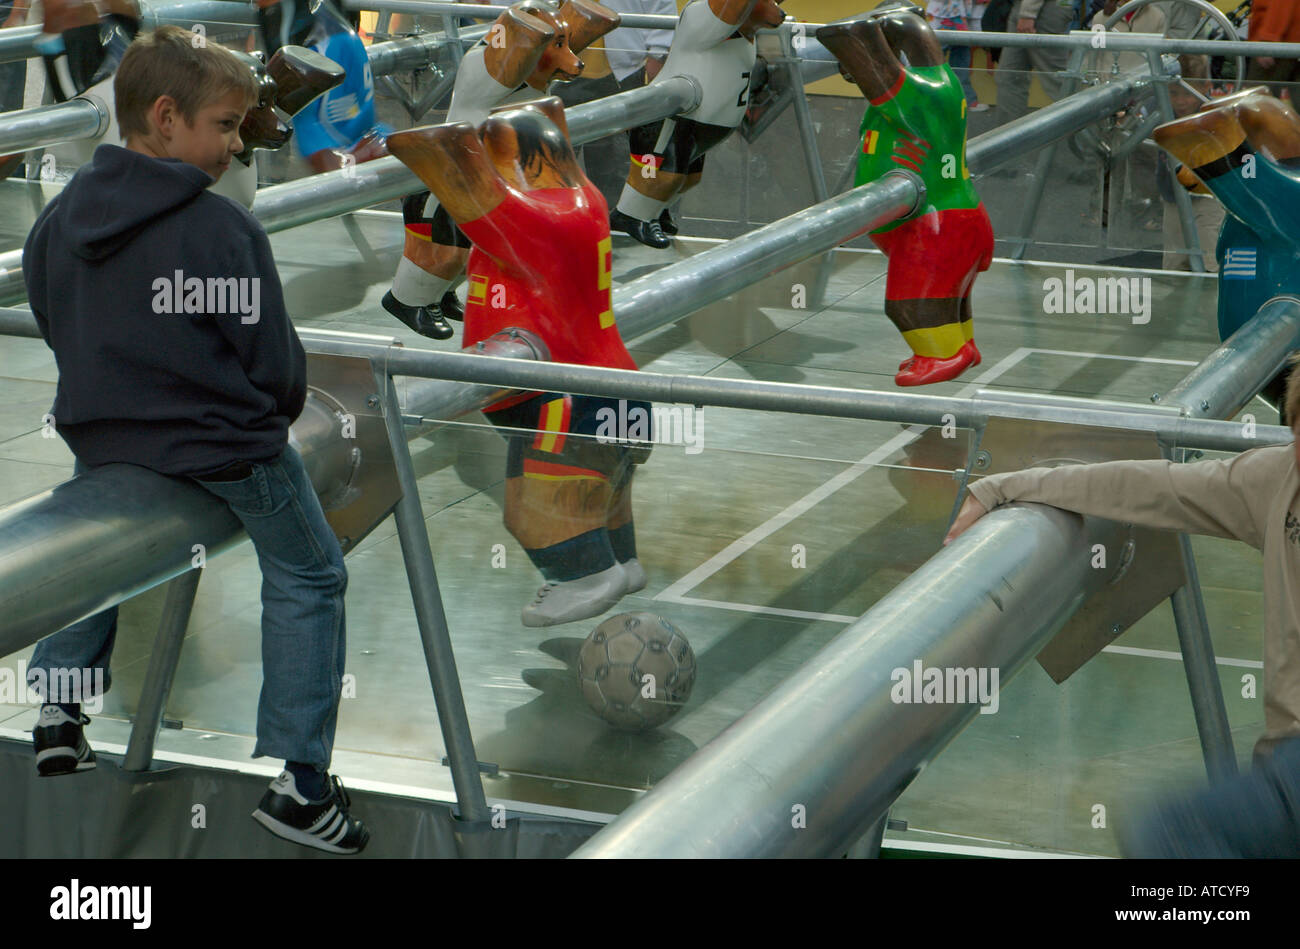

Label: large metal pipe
[7,305,1288,455]
[568,305,1300,859]
[573,503,1118,857]
[249,74,699,232]
[0,0,260,64]
[0,76,700,305]
[0,97,107,156]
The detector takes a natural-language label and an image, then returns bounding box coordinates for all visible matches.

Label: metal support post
[374,367,490,824]
[1146,47,1205,273]
[122,568,202,772]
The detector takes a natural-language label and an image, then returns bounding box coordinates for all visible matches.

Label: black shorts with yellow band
[485,393,654,482]
[401,191,472,249]
[629,117,736,177]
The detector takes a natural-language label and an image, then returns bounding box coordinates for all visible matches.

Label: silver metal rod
[122,567,202,772]
[340,5,1300,59]
[1158,296,1300,419]
[376,369,490,822]
[1168,533,1237,781]
[0,77,701,304]
[344,0,690,31]
[937,29,1300,58]
[0,0,260,64]
[247,75,700,233]
[4,308,1289,456]
[0,96,107,156]
[571,502,1126,857]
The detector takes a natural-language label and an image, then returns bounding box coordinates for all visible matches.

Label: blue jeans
[28,445,348,768]
[1121,739,1300,857]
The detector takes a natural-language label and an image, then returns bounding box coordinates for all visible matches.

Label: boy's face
[162,88,249,181]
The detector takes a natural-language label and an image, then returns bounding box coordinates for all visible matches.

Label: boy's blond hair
[114,26,257,142]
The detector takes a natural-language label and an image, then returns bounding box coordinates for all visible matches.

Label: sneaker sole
[251,808,369,855]
[36,747,96,776]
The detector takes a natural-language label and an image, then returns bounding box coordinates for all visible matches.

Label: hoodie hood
[57,145,213,261]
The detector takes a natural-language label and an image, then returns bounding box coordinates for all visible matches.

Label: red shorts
[871,205,994,301]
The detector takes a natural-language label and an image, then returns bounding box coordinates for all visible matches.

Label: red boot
[895,340,981,387]
[898,341,981,372]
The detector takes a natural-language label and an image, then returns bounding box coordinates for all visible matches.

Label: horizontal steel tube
[0,329,536,655]
[571,502,1119,857]
[936,29,1291,58]
[1159,296,1300,420]
[0,97,106,156]
[317,345,1298,454]
[0,0,259,64]
[5,304,1286,454]
[346,0,692,31]
[966,68,1150,176]
[247,75,699,233]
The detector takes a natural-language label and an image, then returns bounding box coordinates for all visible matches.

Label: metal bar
[570,501,1127,857]
[247,75,701,234]
[0,97,107,156]
[4,306,1290,457]
[339,6,1300,60]
[1167,530,1237,781]
[0,0,261,64]
[375,369,489,822]
[1146,48,1204,274]
[1158,297,1300,418]
[122,568,202,772]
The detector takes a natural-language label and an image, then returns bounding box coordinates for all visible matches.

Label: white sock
[616,185,669,223]
[392,257,452,307]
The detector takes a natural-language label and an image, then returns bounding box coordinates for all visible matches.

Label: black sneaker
[658,208,678,236]
[32,705,96,776]
[610,209,671,249]
[252,770,370,854]
[382,290,454,341]
[438,289,464,322]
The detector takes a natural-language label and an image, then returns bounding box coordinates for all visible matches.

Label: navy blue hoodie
[24,145,306,477]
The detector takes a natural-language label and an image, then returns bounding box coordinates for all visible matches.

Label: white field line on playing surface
[654,345,1037,607]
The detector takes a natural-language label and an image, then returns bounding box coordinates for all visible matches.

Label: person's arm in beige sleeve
[948,447,1286,549]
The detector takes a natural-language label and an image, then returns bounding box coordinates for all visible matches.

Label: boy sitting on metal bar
[23,25,368,854]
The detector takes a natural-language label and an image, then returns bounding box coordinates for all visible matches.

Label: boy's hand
[943,493,988,545]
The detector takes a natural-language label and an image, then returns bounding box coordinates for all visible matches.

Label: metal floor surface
[0,183,1270,857]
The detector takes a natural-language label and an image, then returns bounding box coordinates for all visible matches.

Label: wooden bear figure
[388,98,652,628]
[608,0,786,249]
[818,8,994,387]
[1155,87,1300,423]
[384,0,620,342]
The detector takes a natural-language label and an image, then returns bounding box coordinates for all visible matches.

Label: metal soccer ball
[576,612,697,731]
